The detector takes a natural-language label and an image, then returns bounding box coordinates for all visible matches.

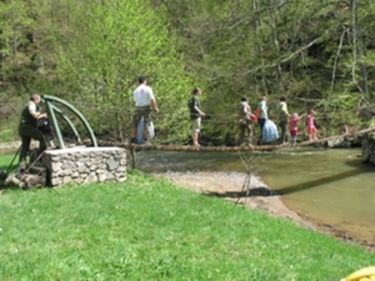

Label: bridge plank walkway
[100,127,375,152]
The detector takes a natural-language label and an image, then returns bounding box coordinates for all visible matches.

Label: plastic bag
[262,119,279,143]
[136,117,155,144]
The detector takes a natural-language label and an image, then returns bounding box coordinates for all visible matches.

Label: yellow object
[341,267,375,281]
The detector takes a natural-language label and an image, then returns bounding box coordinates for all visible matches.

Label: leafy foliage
[0,0,374,142]
[156,0,375,137]
[1,0,193,142]
[57,1,193,141]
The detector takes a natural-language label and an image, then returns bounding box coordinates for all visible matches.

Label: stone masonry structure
[43,147,127,186]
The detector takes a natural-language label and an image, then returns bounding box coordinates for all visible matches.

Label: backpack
[188,96,195,113]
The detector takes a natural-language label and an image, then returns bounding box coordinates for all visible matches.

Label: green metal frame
[43,95,98,148]
[50,104,81,144]
[45,100,65,149]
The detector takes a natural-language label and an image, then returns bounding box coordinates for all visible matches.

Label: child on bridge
[306,109,318,141]
[289,113,303,146]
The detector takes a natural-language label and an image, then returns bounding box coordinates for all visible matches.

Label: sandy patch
[154,171,375,251]
[153,171,314,229]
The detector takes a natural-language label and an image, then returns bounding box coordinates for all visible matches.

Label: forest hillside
[0,0,374,143]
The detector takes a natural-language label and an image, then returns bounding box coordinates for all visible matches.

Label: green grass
[0,165,374,280]
[0,154,15,167]
[0,123,17,143]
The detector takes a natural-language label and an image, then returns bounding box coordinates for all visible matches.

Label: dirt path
[154,171,314,229]
[0,141,20,154]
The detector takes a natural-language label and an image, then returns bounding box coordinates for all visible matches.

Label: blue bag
[262,119,279,144]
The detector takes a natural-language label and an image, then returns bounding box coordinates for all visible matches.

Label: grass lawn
[0,157,374,280]
[0,125,17,143]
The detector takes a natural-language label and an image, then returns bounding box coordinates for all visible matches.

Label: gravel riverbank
[154,171,374,251]
[154,171,314,229]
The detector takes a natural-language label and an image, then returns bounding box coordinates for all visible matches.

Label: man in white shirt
[130,76,159,143]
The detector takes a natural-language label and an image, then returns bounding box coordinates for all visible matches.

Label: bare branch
[351,0,358,86]
[330,28,349,93]
[242,29,331,76]
[227,0,288,30]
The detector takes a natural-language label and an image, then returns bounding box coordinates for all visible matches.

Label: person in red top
[306,109,318,141]
[289,113,302,146]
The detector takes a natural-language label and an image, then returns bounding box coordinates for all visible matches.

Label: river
[138,148,375,245]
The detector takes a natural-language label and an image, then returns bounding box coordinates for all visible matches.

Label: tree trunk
[252,0,267,96]
[269,3,284,92]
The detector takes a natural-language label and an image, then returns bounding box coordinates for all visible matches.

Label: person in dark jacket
[188,87,205,146]
[19,94,48,170]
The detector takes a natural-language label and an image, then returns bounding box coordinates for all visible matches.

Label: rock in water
[362,133,375,165]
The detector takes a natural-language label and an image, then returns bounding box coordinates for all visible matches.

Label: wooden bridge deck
[100,127,375,152]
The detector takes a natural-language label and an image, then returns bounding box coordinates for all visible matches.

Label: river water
[138,148,375,245]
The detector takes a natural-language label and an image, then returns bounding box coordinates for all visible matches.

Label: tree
[156,0,375,138]
[56,0,194,141]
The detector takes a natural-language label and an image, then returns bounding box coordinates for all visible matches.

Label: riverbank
[154,171,312,228]
[1,146,374,250]
[0,172,374,280]
[137,149,375,250]
[155,171,374,250]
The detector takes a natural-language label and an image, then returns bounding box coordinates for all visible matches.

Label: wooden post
[130,148,136,169]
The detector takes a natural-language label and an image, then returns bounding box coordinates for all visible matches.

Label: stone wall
[362,133,375,165]
[43,147,127,186]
